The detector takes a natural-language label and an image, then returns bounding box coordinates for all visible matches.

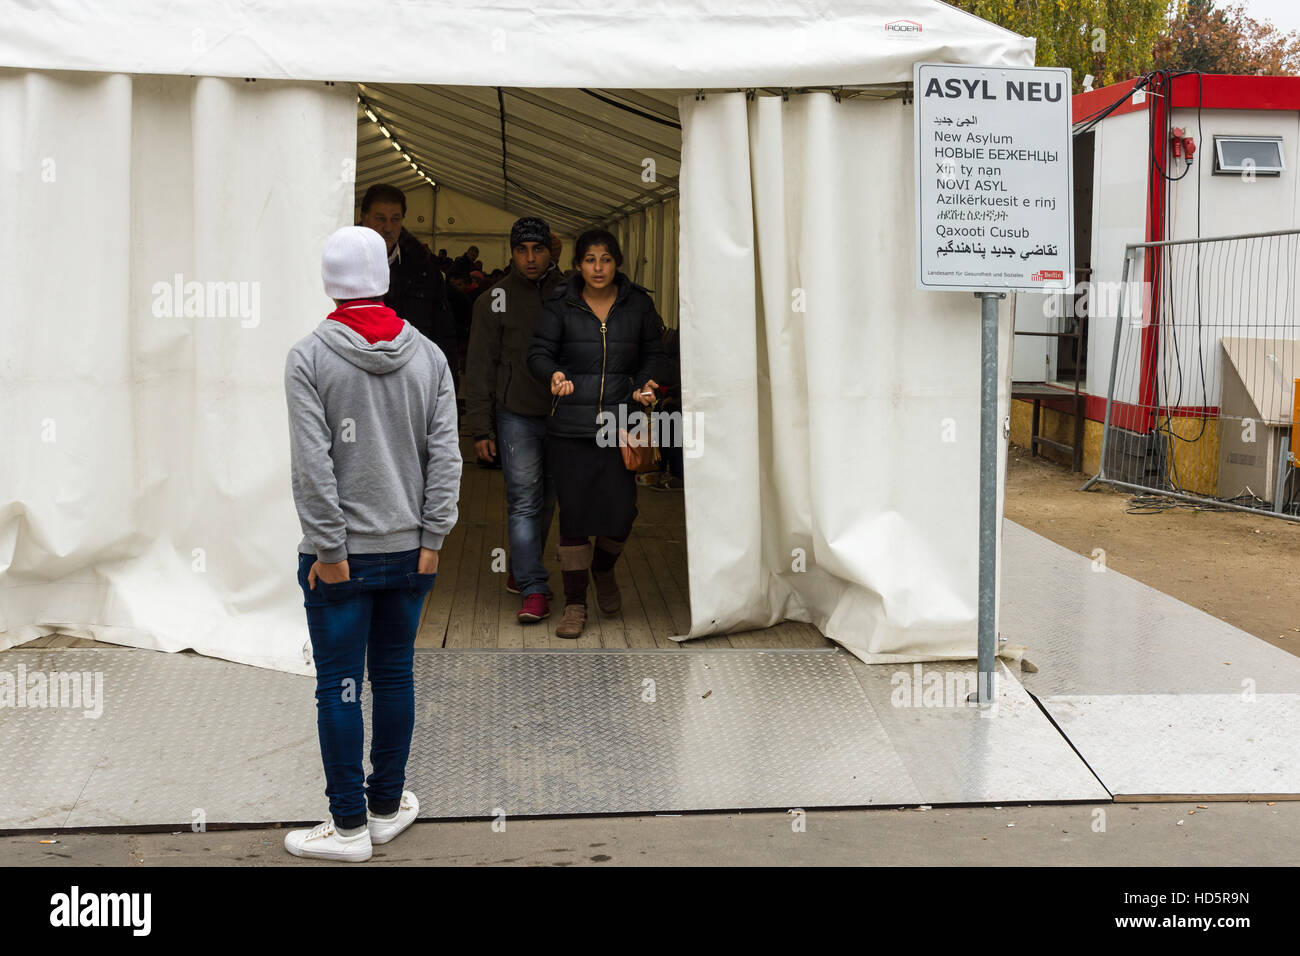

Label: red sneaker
[517,593,550,623]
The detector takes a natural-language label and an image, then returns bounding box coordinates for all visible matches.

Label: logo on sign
[1032,270,1065,281]
[885,19,922,35]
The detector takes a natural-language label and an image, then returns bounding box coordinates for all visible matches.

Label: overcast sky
[1240,0,1300,36]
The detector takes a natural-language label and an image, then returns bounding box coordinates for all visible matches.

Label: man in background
[453,244,480,278]
[359,184,460,395]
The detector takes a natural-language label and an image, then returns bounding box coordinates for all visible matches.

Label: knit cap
[510,216,552,249]
[322,226,390,299]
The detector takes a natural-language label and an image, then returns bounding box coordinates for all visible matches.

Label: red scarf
[326,299,404,344]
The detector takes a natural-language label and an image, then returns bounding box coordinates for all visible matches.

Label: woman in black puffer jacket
[528,228,672,639]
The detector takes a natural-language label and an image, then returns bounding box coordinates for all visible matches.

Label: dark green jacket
[464,266,564,439]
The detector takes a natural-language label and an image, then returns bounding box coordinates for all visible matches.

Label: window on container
[1212,135,1284,176]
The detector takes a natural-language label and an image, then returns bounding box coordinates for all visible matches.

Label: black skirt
[548,434,638,539]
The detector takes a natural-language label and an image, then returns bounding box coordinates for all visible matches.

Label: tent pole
[430,185,438,252]
[976,291,1005,705]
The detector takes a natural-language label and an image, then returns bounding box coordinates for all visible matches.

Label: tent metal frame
[354,83,909,234]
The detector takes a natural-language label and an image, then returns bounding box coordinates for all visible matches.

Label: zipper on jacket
[575,295,617,415]
[562,286,620,421]
[598,320,608,414]
[599,301,620,413]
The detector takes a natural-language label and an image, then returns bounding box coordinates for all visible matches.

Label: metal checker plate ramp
[0,649,322,830]
[408,649,919,815]
[0,647,1107,829]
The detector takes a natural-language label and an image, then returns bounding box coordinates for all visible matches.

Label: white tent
[0,1,1034,672]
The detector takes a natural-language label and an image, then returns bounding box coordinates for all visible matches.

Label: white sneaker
[284,819,372,862]
[368,790,419,845]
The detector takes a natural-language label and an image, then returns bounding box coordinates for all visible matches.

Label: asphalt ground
[3,800,1296,867]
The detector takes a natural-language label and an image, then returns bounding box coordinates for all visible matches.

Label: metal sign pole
[913,62,1073,697]
[976,290,1005,705]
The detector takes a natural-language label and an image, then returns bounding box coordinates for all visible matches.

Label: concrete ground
[1006,446,1300,659]
[3,801,1297,866]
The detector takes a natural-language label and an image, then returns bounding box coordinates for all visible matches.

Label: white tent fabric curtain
[0,70,356,672]
[612,196,680,328]
[677,91,1013,662]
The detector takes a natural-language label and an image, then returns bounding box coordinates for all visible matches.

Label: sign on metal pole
[912,62,1074,704]
[914,63,1074,293]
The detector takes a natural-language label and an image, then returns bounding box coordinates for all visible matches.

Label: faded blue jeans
[495,403,556,597]
[297,548,435,830]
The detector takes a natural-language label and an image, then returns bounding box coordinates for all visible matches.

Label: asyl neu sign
[914,63,1073,293]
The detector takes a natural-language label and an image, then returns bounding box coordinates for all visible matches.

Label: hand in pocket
[309,558,351,589]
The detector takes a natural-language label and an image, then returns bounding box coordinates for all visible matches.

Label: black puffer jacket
[528,272,673,440]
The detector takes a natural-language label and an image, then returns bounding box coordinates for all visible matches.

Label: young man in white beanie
[283,225,461,862]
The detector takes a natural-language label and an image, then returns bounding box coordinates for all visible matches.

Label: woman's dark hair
[573,228,623,270]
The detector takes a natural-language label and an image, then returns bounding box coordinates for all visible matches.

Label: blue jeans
[297,548,436,829]
[495,403,556,597]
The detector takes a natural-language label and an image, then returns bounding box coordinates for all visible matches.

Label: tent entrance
[355,84,824,650]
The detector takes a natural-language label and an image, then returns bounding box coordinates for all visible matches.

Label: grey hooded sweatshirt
[284,316,461,563]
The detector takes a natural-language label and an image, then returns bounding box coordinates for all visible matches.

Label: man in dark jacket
[452,245,479,278]
[447,279,473,400]
[465,216,565,622]
[359,184,459,395]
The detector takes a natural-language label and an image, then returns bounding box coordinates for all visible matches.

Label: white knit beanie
[321,226,390,299]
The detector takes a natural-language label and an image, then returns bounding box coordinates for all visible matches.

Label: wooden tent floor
[19,434,831,653]
[421,437,831,650]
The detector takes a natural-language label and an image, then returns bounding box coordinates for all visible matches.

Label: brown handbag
[619,397,659,472]
[619,426,658,472]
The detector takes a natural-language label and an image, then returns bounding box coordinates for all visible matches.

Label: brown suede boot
[591,536,625,614]
[591,568,621,614]
[555,603,587,639]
